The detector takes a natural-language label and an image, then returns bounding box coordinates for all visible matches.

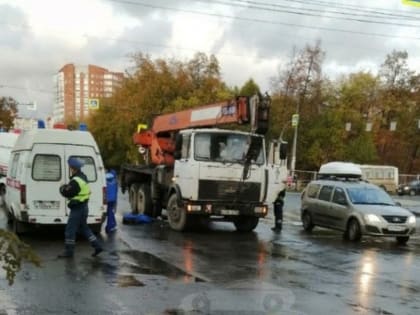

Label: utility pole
[290,57,314,178]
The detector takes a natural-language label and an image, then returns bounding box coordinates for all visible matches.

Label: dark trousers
[273,201,284,229]
[64,203,101,254]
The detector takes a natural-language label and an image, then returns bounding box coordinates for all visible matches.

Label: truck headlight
[365,214,381,224]
[408,215,416,224]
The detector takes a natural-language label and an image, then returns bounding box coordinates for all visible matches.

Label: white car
[301,162,416,244]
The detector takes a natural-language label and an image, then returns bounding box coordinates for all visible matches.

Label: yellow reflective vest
[71,176,90,202]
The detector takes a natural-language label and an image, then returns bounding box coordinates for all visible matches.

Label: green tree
[239,79,261,96]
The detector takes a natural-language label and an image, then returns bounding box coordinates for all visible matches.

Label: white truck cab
[5,128,107,234]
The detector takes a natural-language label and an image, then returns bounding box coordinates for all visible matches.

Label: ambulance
[5,128,107,234]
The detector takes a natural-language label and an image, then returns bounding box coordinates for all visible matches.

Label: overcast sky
[1,0,420,120]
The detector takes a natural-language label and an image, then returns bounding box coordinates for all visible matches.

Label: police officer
[272,190,285,232]
[58,157,103,258]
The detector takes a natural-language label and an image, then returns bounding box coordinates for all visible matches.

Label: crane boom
[132,94,270,165]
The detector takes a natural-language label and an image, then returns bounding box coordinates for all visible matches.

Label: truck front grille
[198,180,260,202]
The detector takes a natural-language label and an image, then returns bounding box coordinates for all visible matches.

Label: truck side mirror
[279,141,288,160]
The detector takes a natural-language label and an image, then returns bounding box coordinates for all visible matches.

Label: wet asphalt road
[1,192,420,315]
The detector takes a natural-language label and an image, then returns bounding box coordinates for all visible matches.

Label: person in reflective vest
[58,157,103,258]
[105,169,118,233]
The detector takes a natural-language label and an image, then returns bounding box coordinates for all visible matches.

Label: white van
[5,128,107,234]
[0,132,19,204]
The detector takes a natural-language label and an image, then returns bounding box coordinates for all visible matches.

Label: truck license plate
[221,209,239,215]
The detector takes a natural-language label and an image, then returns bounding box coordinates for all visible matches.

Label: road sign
[88,98,99,110]
[291,114,299,127]
[402,0,420,7]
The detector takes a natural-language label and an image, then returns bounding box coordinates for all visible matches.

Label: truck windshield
[194,132,264,164]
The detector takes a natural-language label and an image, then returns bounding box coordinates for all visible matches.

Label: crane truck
[120,94,288,231]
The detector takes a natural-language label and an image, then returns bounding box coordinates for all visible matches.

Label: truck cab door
[266,140,288,204]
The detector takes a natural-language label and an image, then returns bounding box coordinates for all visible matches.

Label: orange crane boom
[133,95,270,166]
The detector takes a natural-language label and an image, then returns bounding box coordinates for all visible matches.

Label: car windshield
[347,187,395,205]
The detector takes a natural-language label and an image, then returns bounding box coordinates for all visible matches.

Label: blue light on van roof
[37,120,46,128]
[79,123,88,131]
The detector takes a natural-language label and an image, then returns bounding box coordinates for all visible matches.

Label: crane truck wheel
[233,216,259,232]
[129,183,140,213]
[167,194,188,231]
[136,184,153,216]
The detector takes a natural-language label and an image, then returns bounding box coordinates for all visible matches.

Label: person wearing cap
[105,169,118,233]
[58,157,103,258]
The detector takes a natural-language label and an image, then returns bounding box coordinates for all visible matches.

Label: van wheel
[396,236,409,245]
[167,194,187,231]
[136,184,152,216]
[409,190,416,196]
[302,211,314,232]
[346,219,361,241]
[129,183,139,213]
[12,217,24,235]
[233,216,259,232]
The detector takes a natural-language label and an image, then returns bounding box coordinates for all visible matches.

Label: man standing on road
[58,157,103,258]
[272,190,285,232]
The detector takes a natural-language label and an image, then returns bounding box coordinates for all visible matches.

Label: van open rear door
[27,144,67,223]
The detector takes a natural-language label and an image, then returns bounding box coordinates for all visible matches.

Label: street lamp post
[290,114,299,177]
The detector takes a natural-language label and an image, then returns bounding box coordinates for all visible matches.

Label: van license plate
[388,225,405,232]
[221,210,239,216]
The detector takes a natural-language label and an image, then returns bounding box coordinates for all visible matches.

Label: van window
[70,156,97,182]
[10,153,20,179]
[318,185,333,201]
[32,154,61,181]
[332,187,347,205]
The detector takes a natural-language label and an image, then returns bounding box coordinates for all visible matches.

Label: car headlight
[365,214,381,224]
[408,215,416,224]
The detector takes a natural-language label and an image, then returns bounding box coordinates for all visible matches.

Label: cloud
[1,0,420,119]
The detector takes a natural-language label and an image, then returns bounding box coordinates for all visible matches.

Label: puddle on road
[90,249,205,287]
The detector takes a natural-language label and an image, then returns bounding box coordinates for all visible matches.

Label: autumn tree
[0,97,18,131]
[270,41,326,171]
[88,53,233,168]
[377,50,418,171]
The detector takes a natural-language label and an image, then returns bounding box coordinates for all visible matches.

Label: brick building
[53,64,123,122]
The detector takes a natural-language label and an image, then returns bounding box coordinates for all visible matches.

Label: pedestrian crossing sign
[402,0,420,7]
[88,99,99,110]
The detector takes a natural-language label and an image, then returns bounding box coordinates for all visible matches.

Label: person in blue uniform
[58,157,103,258]
[105,169,118,233]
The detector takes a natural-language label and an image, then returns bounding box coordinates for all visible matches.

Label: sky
[1,0,420,120]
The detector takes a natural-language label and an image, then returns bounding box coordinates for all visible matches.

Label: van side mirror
[279,141,287,160]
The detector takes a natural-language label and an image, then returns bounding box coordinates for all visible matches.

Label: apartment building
[53,64,123,122]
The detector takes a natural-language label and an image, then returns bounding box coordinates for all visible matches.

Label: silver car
[301,179,416,244]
